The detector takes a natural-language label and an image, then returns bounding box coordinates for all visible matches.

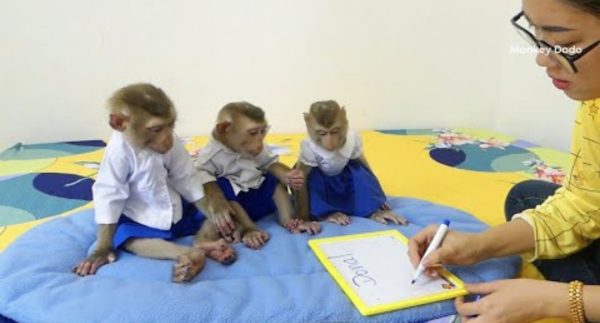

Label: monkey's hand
[73,247,117,276]
[283,218,321,235]
[324,212,351,226]
[206,197,237,238]
[370,210,408,225]
[284,169,305,190]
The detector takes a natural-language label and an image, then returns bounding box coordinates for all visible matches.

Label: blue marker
[411,220,450,284]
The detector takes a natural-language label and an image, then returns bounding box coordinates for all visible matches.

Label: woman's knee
[504,180,559,221]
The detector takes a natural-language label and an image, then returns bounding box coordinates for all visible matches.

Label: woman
[408,0,600,322]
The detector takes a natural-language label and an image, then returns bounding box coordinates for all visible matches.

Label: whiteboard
[309,230,467,316]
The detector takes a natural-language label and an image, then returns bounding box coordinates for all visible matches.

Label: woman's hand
[456,279,569,323]
[407,225,483,276]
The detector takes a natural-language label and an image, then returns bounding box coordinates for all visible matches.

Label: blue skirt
[217,173,278,222]
[113,174,279,248]
[113,199,205,249]
[308,160,386,218]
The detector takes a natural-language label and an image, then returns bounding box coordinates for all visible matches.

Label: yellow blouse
[515,98,600,261]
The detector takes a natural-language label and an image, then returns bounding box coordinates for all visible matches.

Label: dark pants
[505,180,600,284]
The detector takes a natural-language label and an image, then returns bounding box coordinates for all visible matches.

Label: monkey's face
[305,115,348,152]
[304,105,349,152]
[312,125,348,151]
[128,113,176,154]
[228,116,269,158]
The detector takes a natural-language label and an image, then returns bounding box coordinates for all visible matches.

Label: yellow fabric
[517,99,600,261]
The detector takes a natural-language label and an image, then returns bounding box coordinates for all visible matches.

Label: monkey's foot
[196,239,237,265]
[231,228,242,244]
[242,230,270,250]
[370,210,408,225]
[173,249,206,283]
[324,212,351,226]
[282,218,303,232]
[283,219,321,235]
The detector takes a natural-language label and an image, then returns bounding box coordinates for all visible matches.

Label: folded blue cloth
[0,197,520,323]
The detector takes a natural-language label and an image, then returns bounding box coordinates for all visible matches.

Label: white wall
[0,0,575,151]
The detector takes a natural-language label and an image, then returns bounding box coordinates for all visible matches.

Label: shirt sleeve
[165,137,205,203]
[299,140,318,167]
[513,101,600,261]
[93,144,131,225]
[513,187,600,261]
[193,144,221,184]
[256,145,279,170]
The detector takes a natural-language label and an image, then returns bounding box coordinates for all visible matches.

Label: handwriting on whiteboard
[329,253,377,287]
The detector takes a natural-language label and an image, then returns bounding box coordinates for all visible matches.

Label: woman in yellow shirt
[408,0,600,322]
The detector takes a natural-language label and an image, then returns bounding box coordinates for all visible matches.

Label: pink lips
[552,78,571,90]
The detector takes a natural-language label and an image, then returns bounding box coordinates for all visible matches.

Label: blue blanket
[0,197,520,323]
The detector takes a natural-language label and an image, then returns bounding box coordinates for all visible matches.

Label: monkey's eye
[149,126,163,133]
[317,131,328,136]
[329,127,341,135]
[249,125,270,136]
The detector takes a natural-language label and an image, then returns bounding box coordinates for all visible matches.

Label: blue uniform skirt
[308,160,386,218]
[113,199,205,249]
[217,173,278,222]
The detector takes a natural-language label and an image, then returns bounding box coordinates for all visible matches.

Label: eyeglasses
[511,11,600,73]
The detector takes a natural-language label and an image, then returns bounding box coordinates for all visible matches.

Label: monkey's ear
[340,106,347,119]
[109,114,127,132]
[303,112,311,123]
[215,121,231,135]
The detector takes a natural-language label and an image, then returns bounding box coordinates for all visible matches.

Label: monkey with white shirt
[195,102,320,249]
[73,83,237,283]
[295,100,407,226]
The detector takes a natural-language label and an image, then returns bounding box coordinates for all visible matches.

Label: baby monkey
[295,100,407,226]
[195,101,320,247]
[73,83,237,283]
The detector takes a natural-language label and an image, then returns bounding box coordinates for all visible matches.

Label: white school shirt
[194,137,278,195]
[299,130,363,176]
[93,132,205,230]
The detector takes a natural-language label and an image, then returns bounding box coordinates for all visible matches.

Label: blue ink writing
[329,253,377,287]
